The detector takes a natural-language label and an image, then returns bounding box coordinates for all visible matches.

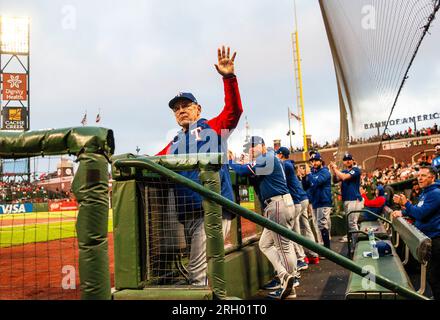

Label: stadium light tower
[0,16,30,54]
[0,15,31,131]
[0,15,31,181]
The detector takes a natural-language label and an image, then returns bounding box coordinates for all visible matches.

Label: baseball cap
[275,147,290,158]
[376,241,392,257]
[168,92,198,109]
[343,153,353,161]
[243,136,265,152]
[309,152,322,161]
[376,185,385,197]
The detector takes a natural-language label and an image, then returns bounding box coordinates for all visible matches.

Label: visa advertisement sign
[0,203,33,214]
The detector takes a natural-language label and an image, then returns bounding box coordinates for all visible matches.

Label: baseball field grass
[0,210,113,248]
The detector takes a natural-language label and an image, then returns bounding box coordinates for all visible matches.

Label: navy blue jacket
[303,166,332,208]
[403,182,440,238]
[229,150,289,207]
[167,119,234,219]
[283,160,308,204]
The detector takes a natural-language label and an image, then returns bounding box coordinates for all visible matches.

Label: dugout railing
[0,127,114,300]
[112,154,429,300]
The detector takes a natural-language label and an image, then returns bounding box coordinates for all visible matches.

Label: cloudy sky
[1,0,439,156]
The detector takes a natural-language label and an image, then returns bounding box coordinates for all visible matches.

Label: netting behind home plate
[0,156,82,299]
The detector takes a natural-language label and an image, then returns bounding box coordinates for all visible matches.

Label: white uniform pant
[184,214,232,286]
[294,200,319,259]
[343,200,364,232]
[259,198,297,280]
[313,207,332,231]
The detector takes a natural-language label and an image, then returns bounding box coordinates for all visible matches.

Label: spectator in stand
[410,179,422,204]
[392,166,440,300]
[432,145,440,179]
[359,185,386,221]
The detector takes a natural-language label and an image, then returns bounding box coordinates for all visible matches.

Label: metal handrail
[114,157,430,300]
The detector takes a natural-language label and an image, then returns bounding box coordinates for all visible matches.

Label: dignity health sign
[0,203,33,214]
[2,73,28,101]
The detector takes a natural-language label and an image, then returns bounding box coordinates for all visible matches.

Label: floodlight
[0,16,30,54]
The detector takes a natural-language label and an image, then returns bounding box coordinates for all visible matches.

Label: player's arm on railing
[229,160,256,177]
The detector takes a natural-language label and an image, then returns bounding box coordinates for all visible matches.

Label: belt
[264,194,292,206]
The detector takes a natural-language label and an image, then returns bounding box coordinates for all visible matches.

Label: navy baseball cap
[343,153,353,161]
[376,241,392,257]
[276,147,290,158]
[243,136,265,152]
[376,185,385,196]
[309,152,322,161]
[168,92,198,109]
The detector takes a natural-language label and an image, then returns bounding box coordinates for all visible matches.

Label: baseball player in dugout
[303,152,333,250]
[392,166,440,300]
[156,46,243,286]
[229,136,298,300]
[275,147,320,268]
[329,153,364,245]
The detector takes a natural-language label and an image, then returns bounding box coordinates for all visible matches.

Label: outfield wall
[0,200,79,214]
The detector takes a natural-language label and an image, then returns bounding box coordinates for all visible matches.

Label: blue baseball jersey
[283,160,308,204]
[341,167,362,201]
[229,150,289,205]
[403,182,440,238]
[303,166,332,208]
[168,118,234,217]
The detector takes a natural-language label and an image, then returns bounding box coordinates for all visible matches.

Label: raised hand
[215,45,236,77]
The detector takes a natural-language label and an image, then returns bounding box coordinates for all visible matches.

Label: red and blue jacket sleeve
[206,76,243,136]
[156,76,243,155]
[362,194,386,208]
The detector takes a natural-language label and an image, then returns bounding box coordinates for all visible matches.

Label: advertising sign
[0,203,33,214]
[48,200,78,212]
[1,107,27,130]
[2,73,27,101]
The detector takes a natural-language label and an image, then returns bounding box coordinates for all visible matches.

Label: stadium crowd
[0,181,71,203]
[304,123,439,150]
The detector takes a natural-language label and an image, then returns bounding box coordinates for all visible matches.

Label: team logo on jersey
[190,127,203,141]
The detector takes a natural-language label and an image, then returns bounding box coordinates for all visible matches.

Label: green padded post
[112,180,143,289]
[72,152,111,300]
[200,168,226,299]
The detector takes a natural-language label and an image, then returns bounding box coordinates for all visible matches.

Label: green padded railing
[0,127,114,158]
[392,217,431,264]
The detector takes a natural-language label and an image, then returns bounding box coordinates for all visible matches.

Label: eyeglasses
[172,102,195,113]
